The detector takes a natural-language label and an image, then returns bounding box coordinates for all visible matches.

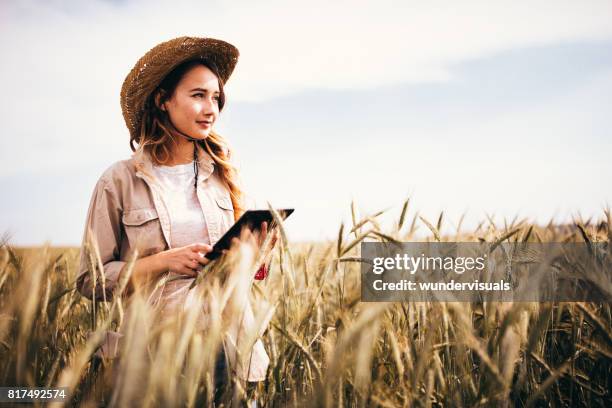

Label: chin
[189,131,210,140]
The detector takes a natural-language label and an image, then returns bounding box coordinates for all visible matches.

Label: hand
[221,223,278,281]
[233,222,279,253]
[254,222,278,280]
[158,243,212,277]
[223,222,279,255]
[256,221,279,251]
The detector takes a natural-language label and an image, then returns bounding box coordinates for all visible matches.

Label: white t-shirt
[151,161,210,247]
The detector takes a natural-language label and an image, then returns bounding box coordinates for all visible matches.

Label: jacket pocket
[123,208,159,226]
[215,196,235,231]
[215,196,234,212]
[122,208,166,255]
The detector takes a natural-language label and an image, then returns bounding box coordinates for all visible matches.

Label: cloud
[3,0,612,101]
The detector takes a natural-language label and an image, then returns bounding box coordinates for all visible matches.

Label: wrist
[151,251,168,274]
[136,251,166,281]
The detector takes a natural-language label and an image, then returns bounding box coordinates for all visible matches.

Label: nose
[202,96,218,116]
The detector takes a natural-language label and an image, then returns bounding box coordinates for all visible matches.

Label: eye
[192,93,204,98]
[213,95,221,102]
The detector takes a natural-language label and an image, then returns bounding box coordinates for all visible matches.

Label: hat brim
[120,36,239,141]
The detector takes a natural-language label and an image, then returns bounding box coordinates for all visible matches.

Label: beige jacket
[76,145,270,381]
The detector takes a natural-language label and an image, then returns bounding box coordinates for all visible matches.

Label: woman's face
[162,64,221,139]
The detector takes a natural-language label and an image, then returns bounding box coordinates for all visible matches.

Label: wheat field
[0,202,610,407]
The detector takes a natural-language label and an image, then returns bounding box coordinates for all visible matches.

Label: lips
[197,121,212,127]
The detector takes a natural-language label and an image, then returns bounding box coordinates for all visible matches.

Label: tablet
[207,208,294,261]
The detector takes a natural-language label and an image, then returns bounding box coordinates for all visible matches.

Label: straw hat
[120,36,239,140]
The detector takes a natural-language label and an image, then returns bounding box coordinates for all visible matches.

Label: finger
[192,243,212,253]
[236,229,257,249]
[178,267,197,277]
[228,237,241,252]
[239,227,253,240]
[196,251,209,261]
[259,222,268,245]
[197,255,210,265]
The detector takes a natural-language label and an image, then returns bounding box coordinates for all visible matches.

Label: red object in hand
[254,264,268,280]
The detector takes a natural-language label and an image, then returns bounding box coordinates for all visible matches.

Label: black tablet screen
[206,208,294,261]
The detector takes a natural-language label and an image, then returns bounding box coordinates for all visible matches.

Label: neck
[166,136,197,165]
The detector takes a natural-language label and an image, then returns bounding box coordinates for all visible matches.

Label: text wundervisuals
[371,254,487,275]
[372,279,511,292]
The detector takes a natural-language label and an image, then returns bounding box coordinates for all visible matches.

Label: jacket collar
[132,143,216,184]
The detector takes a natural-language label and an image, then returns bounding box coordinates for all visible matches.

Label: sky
[1,0,611,245]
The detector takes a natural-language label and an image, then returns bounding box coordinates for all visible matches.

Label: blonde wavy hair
[129,59,244,220]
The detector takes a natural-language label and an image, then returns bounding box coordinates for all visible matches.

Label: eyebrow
[189,87,220,94]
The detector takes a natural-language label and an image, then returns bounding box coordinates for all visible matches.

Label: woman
[75,37,274,396]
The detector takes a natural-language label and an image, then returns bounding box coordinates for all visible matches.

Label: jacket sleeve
[76,175,126,302]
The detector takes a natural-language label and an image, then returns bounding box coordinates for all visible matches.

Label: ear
[154,90,166,111]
